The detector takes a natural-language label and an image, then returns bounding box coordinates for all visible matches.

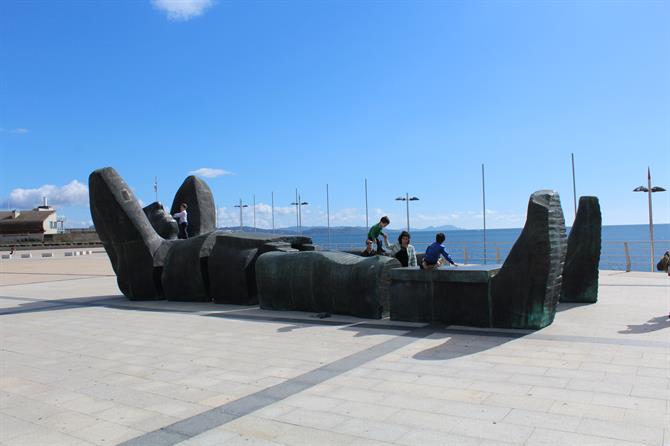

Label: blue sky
[1,0,668,230]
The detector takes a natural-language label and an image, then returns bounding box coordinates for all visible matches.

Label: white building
[0,198,61,243]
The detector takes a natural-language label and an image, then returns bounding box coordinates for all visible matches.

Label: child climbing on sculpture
[367,216,390,254]
[422,232,457,269]
[173,203,189,239]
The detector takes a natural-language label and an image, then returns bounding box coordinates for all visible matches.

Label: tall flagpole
[298,194,302,234]
[571,153,577,219]
[365,178,369,230]
[482,164,487,264]
[271,191,275,234]
[327,184,331,248]
[253,194,256,232]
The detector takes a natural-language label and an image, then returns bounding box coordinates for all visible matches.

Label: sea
[306,224,670,273]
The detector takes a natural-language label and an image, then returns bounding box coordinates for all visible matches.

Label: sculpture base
[390,265,500,327]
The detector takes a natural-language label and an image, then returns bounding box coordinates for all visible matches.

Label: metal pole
[271,191,275,234]
[365,178,369,229]
[298,194,302,234]
[571,153,577,219]
[239,198,243,231]
[482,163,487,264]
[405,192,410,232]
[253,194,256,232]
[327,184,331,247]
[295,188,299,234]
[647,167,654,272]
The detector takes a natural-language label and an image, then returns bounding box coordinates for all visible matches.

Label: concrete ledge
[20,253,32,259]
[1,254,12,259]
[41,252,54,258]
[390,265,500,283]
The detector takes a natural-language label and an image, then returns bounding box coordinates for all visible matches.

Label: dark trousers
[178,222,189,239]
[375,238,383,253]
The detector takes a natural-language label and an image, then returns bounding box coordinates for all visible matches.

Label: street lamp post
[633,167,666,272]
[292,189,299,234]
[299,195,308,233]
[234,198,248,232]
[290,192,308,234]
[395,193,419,232]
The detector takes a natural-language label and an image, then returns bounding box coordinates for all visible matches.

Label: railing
[600,240,669,272]
[318,240,670,273]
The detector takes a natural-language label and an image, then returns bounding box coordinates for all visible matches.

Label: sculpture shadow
[618,316,670,334]
[555,302,593,313]
[0,295,127,317]
[411,328,529,361]
[0,296,363,334]
[2,295,533,363]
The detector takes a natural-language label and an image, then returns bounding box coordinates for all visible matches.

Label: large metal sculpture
[390,190,568,330]
[89,167,312,303]
[92,168,578,328]
[490,190,567,329]
[256,251,400,319]
[142,202,178,240]
[169,176,216,238]
[560,196,601,303]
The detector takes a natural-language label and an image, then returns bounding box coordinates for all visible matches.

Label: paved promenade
[1,250,668,445]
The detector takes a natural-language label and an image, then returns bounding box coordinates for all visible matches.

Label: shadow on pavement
[618,315,670,334]
[1,294,534,361]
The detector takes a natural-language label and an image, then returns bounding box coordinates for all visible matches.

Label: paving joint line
[118,326,436,446]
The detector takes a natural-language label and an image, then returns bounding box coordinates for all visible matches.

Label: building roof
[0,210,55,234]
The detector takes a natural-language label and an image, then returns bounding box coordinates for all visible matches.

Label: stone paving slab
[1,255,669,445]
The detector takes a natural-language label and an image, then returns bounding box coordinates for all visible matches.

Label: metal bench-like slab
[390,265,501,327]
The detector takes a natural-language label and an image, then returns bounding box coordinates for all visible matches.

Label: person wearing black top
[360,239,376,257]
[384,231,417,267]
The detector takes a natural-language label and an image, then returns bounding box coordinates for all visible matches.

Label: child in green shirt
[367,216,390,254]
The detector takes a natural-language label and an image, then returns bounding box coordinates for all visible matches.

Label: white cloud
[7,180,89,209]
[62,219,94,229]
[0,128,29,134]
[151,0,215,21]
[217,204,297,229]
[189,167,233,178]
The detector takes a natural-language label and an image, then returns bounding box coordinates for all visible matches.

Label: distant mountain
[415,225,463,232]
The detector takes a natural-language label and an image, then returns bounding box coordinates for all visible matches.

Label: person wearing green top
[367,216,390,254]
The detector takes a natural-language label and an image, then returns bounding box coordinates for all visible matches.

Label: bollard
[623,242,631,272]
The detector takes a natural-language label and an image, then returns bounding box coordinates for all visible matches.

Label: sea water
[309,224,670,272]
